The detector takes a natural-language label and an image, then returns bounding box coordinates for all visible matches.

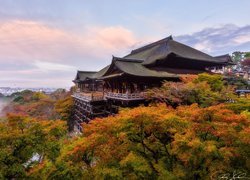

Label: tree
[242,58,250,70]
[4,90,74,121]
[245,52,250,58]
[231,51,245,64]
[55,95,74,131]
[225,76,249,89]
[146,73,236,108]
[30,104,249,179]
[0,114,67,179]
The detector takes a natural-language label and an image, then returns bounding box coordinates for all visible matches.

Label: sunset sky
[0,0,250,88]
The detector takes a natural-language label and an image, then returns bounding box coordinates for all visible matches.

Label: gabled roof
[74,65,110,82]
[101,57,179,79]
[92,65,110,79]
[73,71,97,82]
[74,36,233,83]
[215,54,235,65]
[124,37,171,62]
[124,36,231,66]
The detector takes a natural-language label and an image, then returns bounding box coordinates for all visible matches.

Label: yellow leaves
[204,141,217,154]
[0,113,68,179]
[117,132,127,141]
[31,92,49,101]
[241,110,250,119]
[176,104,201,122]
[55,95,73,120]
[120,152,153,175]
[187,138,202,148]
[31,100,249,179]
[239,127,250,144]
[219,147,236,161]
[95,167,122,179]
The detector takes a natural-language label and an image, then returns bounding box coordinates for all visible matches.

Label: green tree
[146,73,236,108]
[55,95,74,131]
[0,114,67,179]
[231,51,245,63]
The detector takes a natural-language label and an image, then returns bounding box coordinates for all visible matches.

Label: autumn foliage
[3,89,74,122]
[0,114,67,179]
[28,103,250,179]
[0,75,249,179]
[146,73,236,108]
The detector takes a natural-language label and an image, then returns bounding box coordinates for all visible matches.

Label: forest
[0,74,249,179]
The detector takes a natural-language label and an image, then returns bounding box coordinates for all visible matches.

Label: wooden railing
[72,92,104,102]
[73,91,146,101]
[105,92,145,100]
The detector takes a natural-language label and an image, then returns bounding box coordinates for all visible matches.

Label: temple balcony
[104,92,145,101]
[72,92,104,102]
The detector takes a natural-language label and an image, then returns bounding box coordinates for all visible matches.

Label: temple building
[72,36,233,131]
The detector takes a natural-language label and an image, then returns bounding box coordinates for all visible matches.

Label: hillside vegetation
[2,89,74,128]
[0,74,249,179]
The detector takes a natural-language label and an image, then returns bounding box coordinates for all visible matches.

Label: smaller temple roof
[215,54,235,65]
[73,65,110,83]
[73,71,97,83]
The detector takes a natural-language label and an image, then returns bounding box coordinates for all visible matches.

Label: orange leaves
[4,90,72,121]
[147,73,237,108]
[180,74,198,83]
[30,100,249,179]
[239,127,250,144]
[0,113,67,179]
[176,104,201,122]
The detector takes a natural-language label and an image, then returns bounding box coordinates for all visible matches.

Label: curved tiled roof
[92,65,110,79]
[101,57,179,79]
[73,65,110,82]
[74,36,233,82]
[73,71,97,82]
[124,36,232,66]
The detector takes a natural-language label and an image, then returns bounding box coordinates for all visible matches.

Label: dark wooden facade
[72,36,233,132]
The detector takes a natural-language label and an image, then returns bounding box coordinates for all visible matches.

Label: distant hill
[2,88,73,120]
[0,87,59,96]
[0,93,4,98]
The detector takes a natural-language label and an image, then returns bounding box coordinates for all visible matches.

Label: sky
[0,0,250,88]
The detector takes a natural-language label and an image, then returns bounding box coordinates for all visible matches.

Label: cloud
[176,24,250,55]
[86,26,137,51]
[193,40,213,53]
[0,20,141,87]
[233,34,250,44]
[0,20,139,63]
[33,61,76,72]
[0,20,81,63]
[1,20,250,88]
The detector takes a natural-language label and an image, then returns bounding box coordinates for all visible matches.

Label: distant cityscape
[0,87,61,96]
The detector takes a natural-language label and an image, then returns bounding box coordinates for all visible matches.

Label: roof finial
[112,55,117,62]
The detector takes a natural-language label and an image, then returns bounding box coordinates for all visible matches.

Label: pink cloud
[0,20,141,65]
[86,26,137,51]
[0,20,149,87]
[0,20,77,62]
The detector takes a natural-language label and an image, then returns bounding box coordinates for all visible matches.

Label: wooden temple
[72,36,233,131]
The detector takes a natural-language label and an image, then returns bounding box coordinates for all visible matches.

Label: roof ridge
[214,54,230,58]
[128,35,173,56]
[112,56,143,63]
[77,70,97,73]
